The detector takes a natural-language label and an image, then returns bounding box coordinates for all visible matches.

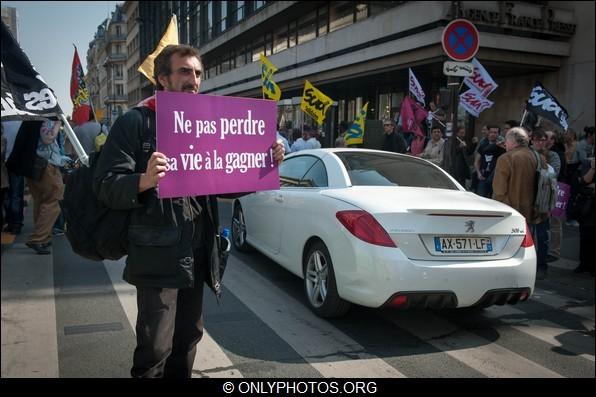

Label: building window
[288,20,297,48]
[264,31,273,56]
[356,3,369,21]
[330,2,354,33]
[116,84,124,96]
[235,1,245,22]
[317,5,329,37]
[298,11,317,44]
[116,25,122,36]
[236,45,246,68]
[255,1,265,10]
[252,35,266,62]
[273,24,288,54]
[219,1,228,33]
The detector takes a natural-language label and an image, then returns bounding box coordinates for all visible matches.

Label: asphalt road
[1,199,593,378]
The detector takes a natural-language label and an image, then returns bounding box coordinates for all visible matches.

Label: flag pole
[59,114,89,166]
[520,109,527,127]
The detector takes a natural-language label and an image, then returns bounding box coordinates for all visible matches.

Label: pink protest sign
[551,182,570,218]
[156,91,279,199]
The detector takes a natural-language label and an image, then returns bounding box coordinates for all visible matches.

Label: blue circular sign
[442,19,479,62]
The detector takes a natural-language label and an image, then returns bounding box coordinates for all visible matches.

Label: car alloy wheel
[232,204,252,252]
[303,241,351,318]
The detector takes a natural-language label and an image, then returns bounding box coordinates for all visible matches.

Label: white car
[232,148,536,317]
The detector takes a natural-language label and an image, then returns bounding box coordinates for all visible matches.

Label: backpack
[60,107,152,261]
[533,150,558,214]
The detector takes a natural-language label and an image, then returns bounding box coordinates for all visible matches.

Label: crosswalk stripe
[223,256,406,378]
[381,311,565,378]
[103,259,243,378]
[532,287,595,323]
[483,305,595,362]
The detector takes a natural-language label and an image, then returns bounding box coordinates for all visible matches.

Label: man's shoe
[565,220,580,227]
[25,242,51,255]
[4,224,22,235]
[52,228,64,236]
[574,264,589,274]
[546,254,559,263]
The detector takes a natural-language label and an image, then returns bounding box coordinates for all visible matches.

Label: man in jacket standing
[94,44,285,378]
[492,127,547,279]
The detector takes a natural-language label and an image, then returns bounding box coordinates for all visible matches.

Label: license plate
[434,236,493,254]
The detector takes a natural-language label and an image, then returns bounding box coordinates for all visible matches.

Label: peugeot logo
[465,220,475,233]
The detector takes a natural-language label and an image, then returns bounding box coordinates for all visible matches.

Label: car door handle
[274,195,284,203]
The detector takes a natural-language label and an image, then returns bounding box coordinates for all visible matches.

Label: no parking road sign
[442,19,479,62]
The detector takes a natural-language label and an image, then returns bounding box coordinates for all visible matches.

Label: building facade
[134,1,594,147]
[1,6,18,41]
[87,5,129,127]
[124,1,142,108]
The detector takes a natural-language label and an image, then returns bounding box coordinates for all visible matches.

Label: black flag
[1,20,63,121]
[525,82,569,131]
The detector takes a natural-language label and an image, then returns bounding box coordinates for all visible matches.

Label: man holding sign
[94,45,285,378]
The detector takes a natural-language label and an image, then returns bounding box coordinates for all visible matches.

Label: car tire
[303,241,351,318]
[232,204,253,252]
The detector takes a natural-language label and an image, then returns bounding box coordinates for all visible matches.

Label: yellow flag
[259,54,281,101]
[138,15,179,85]
[345,102,368,146]
[300,80,333,124]
[94,108,105,122]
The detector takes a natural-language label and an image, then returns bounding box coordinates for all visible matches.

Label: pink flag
[401,97,428,135]
[400,96,428,155]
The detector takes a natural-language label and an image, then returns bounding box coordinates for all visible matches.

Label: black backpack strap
[131,106,154,173]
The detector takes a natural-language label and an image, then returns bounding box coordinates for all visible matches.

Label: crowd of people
[275,112,594,280]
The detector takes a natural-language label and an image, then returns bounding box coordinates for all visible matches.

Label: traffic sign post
[441,18,480,176]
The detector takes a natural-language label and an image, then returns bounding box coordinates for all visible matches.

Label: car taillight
[521,225,534,248]
[336,210,396,247]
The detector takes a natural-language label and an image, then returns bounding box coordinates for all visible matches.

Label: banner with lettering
[459,87,494,118]
[408,68,425,105]
[300,80,333,124]
[525,81,569,131]
[345,102,368,146]
[463,58,498,97]
[156,91,279,198]
[1,20,63,121]
[259,54,281,101]
[551,181,571,218]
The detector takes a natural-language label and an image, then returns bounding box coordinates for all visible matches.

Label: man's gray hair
[506,127,530,147]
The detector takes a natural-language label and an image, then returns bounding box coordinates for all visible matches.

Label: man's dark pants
[131,261,206,378]
[4,171,24,229]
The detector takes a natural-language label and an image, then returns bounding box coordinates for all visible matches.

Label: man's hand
[271,140,285,165]
[139,151,167,192]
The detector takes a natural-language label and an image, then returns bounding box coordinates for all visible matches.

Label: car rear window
[334,151,458,190]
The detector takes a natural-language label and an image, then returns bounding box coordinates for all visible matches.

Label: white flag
[463,58,498,98]
[460,87,494,118]
[408,68,425,105]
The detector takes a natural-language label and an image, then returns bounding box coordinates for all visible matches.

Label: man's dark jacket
[382,131,407,154]
[93,106,226,298]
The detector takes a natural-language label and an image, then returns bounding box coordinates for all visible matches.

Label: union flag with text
[70,46,93,126]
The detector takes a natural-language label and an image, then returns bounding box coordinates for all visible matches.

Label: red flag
[70,46,93,126]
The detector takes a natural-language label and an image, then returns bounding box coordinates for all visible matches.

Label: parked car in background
[232,149,536,317]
